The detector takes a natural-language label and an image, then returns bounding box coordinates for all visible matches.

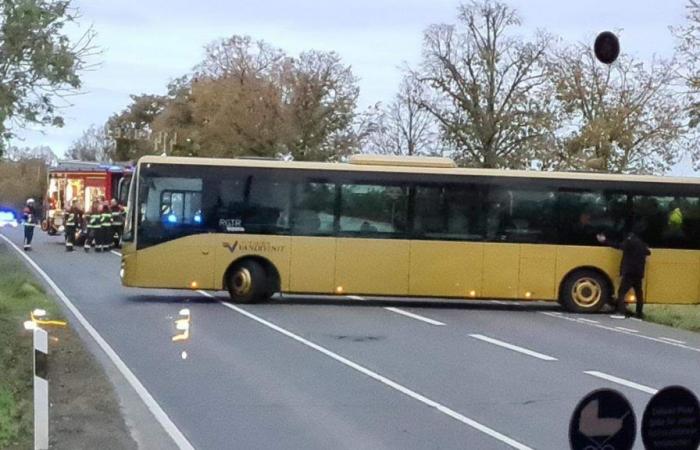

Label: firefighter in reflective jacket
[84,202,101,252]
[99,203,113,251]
[110,199,125,248]
[63,200,83,252]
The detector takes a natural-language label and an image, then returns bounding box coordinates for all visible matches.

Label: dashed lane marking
[197,290,533,450]
[384,307,446,326]
[469,334,558,361]
[584,371,658,395]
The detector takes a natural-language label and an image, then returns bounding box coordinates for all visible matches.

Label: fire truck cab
[43,161,132,235]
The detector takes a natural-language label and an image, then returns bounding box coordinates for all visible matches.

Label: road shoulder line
[0,234,194,450]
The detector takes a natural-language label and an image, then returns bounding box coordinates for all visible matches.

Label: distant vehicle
[0,208,19,228]
[120,154,700,312]
[43,161,132,236]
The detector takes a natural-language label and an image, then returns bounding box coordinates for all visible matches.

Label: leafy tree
[66,124,113,161]
[0,0,96,158]
[411,0,556,168]
[153,35,360,161]
[106,94,167,161]
[283,50,359,161]
[549,42,688,174]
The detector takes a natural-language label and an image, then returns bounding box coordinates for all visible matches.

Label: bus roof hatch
[348,154,457,168]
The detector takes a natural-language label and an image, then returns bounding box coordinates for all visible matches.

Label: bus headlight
[119,268,125,280]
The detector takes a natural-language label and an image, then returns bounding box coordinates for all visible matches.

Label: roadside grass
[644,304,700,333]
[0,244,62,449]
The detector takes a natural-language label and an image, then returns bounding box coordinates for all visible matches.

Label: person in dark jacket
[22,198,38,251]
[597,230,651,318]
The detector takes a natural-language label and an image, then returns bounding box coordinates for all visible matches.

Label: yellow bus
[120,154,700,312]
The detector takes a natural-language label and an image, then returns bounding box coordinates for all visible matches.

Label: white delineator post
[33,327,49,450]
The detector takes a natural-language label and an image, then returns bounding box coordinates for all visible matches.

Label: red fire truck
[43,161,132,235]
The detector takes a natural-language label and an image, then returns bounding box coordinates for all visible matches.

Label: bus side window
[291,181,335,235]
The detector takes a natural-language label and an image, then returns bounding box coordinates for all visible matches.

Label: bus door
[334,182,410,296]
[135,175,213,290]
[409,183,484,298]
[482,186,558,300]
[289,180,337,294]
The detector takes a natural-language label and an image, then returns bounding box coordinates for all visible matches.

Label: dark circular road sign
[642,386,700,450]
[594,31,620,64]
[570,388,636,450]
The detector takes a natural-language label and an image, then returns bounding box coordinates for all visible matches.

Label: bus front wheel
[560,270,610,313]
[227,260,269,304]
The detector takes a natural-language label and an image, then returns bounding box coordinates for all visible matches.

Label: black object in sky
[594,31,620,64]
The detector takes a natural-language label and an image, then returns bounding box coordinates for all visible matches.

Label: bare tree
[196,35,286,82]
[549,43,688,174]
[5,145,58,165]
[672,0,700,169]
[366,76,439,156]
[412,0,556,168]
[66,124,114,162]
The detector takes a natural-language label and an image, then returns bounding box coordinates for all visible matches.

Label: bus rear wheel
[227,260,269,304]
[560,270,610,313]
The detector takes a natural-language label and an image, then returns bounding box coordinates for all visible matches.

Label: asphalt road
[3,226,700,450]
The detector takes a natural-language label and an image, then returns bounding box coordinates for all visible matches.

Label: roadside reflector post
[33,327,49,450]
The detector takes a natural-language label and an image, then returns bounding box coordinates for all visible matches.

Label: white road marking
[659,337,686,345]
[111,250,122,257]
[0,234,194,450]
[584,371,659,395]
[196,291,532,450]
[577,318,600,324]
[615,327,639,333]
[540,312,700,353]
[468,334,558,361]
[333,295,445,326]
[384,307,446,326]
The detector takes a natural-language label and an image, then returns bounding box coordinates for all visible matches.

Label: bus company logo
[222,241,285,254]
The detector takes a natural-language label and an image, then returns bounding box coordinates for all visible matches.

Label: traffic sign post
[570,388,636,450]
[33,327,49,450]
[642,386,700,450]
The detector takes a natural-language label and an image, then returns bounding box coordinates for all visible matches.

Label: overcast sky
[12,0,693,173]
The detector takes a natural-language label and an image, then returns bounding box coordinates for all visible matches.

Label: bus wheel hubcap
[232,268,252,296]
[571,278,601,307]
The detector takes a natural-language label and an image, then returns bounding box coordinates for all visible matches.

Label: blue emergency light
[167,214,178,223]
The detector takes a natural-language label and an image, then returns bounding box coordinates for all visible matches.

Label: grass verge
[644,304,700,333]
[0,247,62,449]
[0,240,136,449]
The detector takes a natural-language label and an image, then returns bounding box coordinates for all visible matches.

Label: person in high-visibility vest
[22,198,38,251]
[63,199,83,252]
[99,203,113,251]
[109,199,125,249]
[84,202,101,252]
